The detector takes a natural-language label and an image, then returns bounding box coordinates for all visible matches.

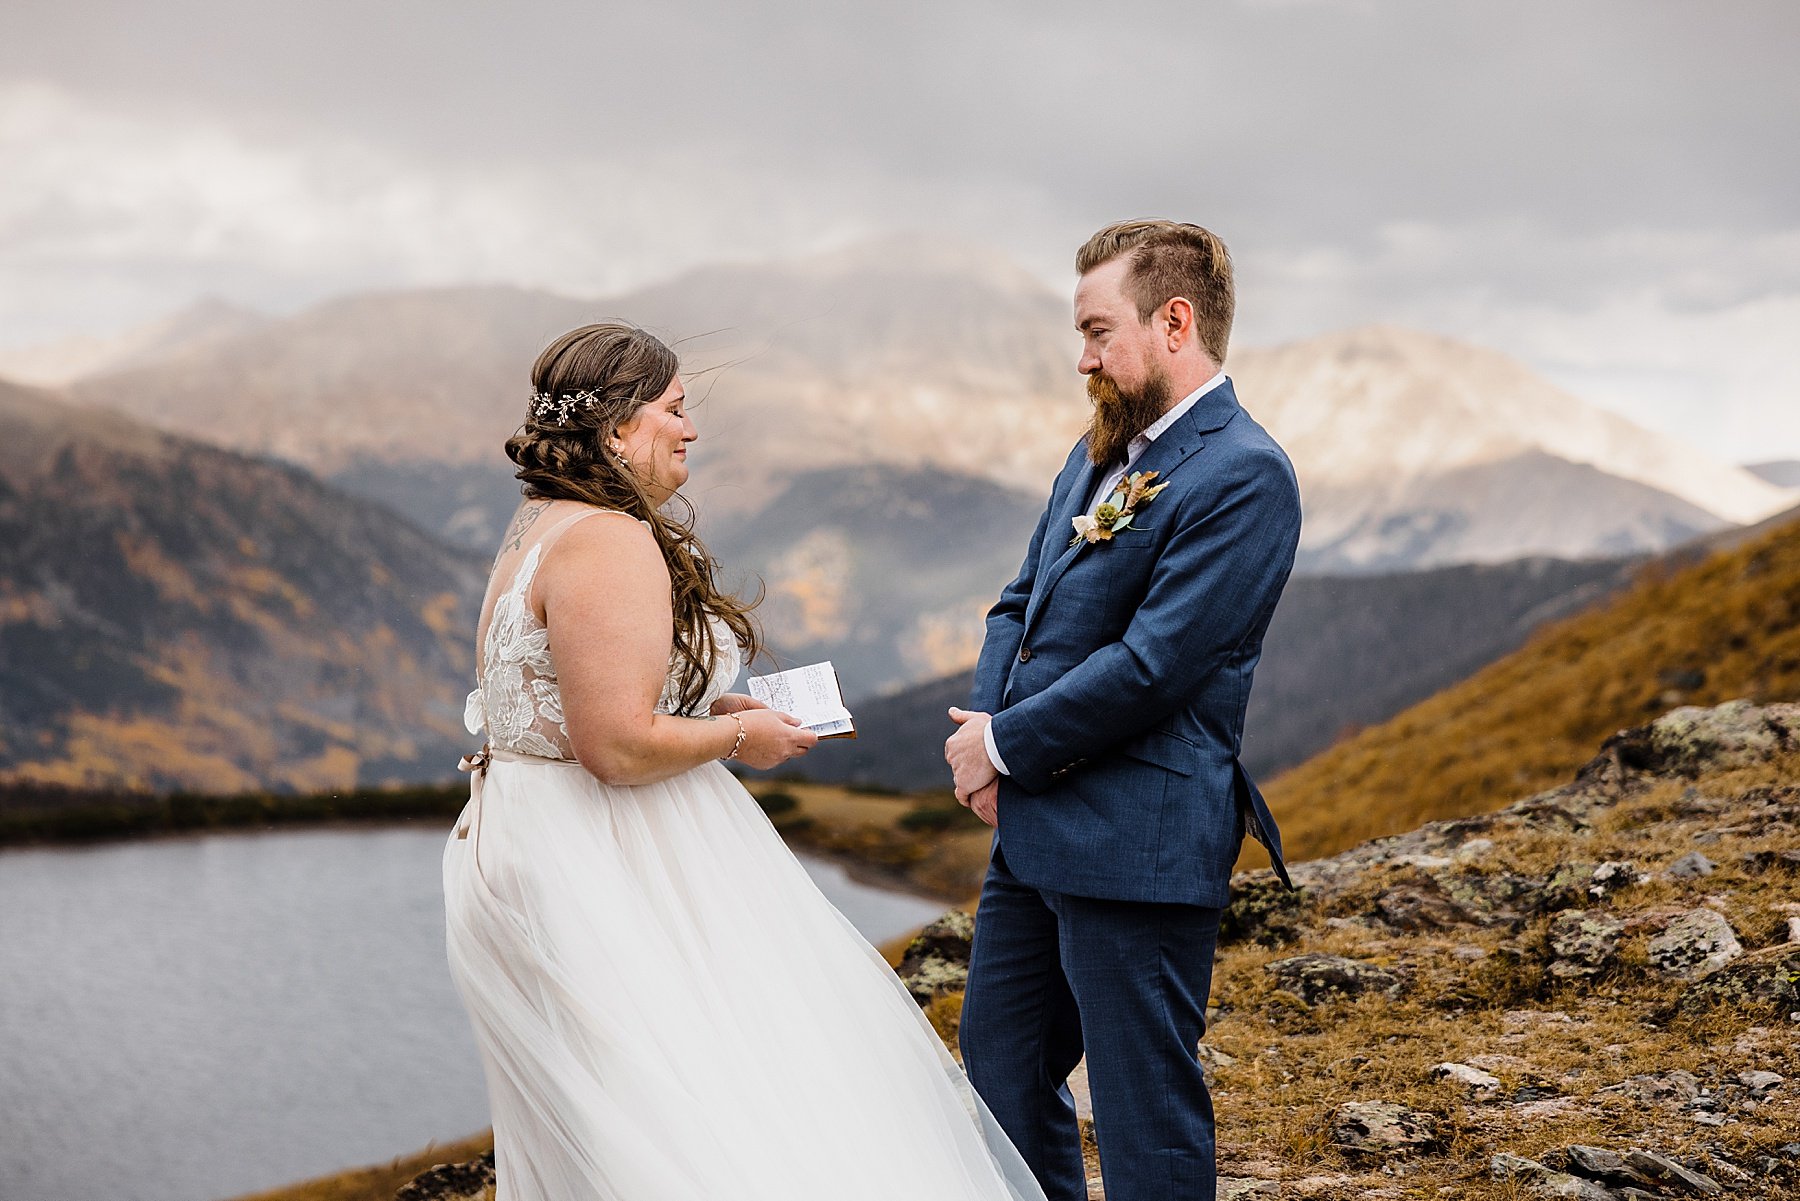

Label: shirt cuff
[984,720,1011,776]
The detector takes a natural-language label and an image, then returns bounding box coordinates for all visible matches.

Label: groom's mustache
[1085,371,1171,468]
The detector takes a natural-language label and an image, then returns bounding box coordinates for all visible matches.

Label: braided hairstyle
[505,322,761,714]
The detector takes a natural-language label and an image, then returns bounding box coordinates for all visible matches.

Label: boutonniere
[1070,470,1170,546]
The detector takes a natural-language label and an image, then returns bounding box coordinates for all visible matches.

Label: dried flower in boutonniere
[1070,470,1170,546]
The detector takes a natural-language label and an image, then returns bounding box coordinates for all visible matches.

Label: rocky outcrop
[1547,910,1627,979]
[1240,702,1799,916]
[399,702,1799,1201]
[393,1152,494,1201]
[1328,1101,1440,1156]
[1196,701,1800,1199]
[893,908,974,1005]
[1646,909,1744,979]
[1265,953,1405,1004]
[1676,944,1800,1020]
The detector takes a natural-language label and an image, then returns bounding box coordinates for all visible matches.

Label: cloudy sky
[4,0,1797,461]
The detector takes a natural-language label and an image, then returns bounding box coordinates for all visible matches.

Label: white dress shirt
[983,371,1229,777]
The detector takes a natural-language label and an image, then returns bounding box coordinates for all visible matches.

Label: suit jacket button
[1018,647,1032,662]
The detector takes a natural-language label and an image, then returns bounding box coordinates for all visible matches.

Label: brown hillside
[0,379,485,792]
[1260,511,1800,862]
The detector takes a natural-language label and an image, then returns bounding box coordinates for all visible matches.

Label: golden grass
[1258,514,1800,864]
[1197,751,1800,1197]
[226,1131,493,1201]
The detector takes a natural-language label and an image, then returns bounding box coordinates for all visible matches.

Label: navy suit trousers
[960,842,1223,1201]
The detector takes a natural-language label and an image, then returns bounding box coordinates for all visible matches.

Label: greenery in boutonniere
[1070,470,1170,546]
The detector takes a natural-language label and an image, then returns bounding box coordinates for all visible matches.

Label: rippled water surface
[0,824,947,1201]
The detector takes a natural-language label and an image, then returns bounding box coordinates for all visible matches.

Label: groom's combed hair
[1076,220,1235,363]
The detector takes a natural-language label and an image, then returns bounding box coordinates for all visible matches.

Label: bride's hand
[731,709,818,770]
[710,693,769,716]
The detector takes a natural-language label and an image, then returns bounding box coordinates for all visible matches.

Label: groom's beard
[1085,369,1174,468]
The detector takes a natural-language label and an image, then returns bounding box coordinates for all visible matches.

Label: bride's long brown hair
[505,322,761,714]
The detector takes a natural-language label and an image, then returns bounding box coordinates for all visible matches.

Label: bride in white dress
[444,323,1049,1201]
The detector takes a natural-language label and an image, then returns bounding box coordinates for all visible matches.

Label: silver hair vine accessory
[529,388,605,426]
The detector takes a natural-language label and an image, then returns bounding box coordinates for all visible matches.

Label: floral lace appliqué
[466,538,741,760]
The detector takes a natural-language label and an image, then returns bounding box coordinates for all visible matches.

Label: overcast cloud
[3,0,1797,460]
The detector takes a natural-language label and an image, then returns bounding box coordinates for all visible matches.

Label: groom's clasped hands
[945,706,999,827]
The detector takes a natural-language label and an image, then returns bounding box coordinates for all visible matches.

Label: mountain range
[1749,459,1800,489]
[47,239,1793,574]
[2,236,1795,791]
[0,379,483,792]
[0,297,271,387]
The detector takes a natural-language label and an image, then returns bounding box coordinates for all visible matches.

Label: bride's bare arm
[537,514,816,784]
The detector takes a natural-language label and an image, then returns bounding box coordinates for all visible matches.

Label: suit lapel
[1023,455,1100,632]
[1020,378,1243,638]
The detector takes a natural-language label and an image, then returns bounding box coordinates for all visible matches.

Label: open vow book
[746,662,856,739]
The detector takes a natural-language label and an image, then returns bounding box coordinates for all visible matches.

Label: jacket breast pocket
[1105,528,1157,548]
[1116,729,1199,776]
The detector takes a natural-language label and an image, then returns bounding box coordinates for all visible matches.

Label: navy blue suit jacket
[972,378,1300,907]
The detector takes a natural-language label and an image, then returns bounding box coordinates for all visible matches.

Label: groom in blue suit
[946,220,1301,1201]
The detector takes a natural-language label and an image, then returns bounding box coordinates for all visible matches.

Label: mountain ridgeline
[61,241,1792,576]
[5,237,1796,794]
[0,380,484,793]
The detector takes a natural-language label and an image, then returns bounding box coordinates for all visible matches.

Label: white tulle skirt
[442,751,1048,1201]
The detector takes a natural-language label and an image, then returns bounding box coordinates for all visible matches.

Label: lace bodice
[464,512,743,760]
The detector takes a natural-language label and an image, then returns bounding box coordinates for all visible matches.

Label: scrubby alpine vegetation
[383,700,1798,1201]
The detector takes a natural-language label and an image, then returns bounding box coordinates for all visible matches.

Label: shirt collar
[1140,369,1228,445]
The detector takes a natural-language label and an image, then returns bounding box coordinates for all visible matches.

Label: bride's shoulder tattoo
[504,503,550,551]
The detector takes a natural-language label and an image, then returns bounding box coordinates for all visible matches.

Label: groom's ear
[1162,296,1197,350]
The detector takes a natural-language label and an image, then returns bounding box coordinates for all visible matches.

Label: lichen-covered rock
[395,1152,495,1201]
[1432,1061,1501,1091]
[1195,1042,1238,1086]
[1556,1144,1658,1190]
[1593,699,1798,780]
[900,907,973,961]
[1676,944,1800,1019]
[1328,1100,1439,1156]
[1539,862,1600,911]
[895,908,974,1005]
[1741,847,1800,874]
[1548,909,1627,979]
[1597,1069,1701,1106]
[1491,1151,1547,1178]
[1738,1069,1783,1095]
[1494,1151,1626,1196]
[1533,1175,1620,1199]
[1220,870,1306,946]
[1443,868,1543,927]
[1622,1149,1723,1196]
[1368,875,1483,929]
[1376,880,1482,930]
[1647,908,1744,979]
[1664,851,1717,880]
[1586,860,1640,899]
[1266,953,1405,1004]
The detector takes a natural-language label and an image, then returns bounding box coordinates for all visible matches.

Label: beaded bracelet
[723,712,748,761]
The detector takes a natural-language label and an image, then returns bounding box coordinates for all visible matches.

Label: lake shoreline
[0,780,470,849]
[0,777,985,910]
